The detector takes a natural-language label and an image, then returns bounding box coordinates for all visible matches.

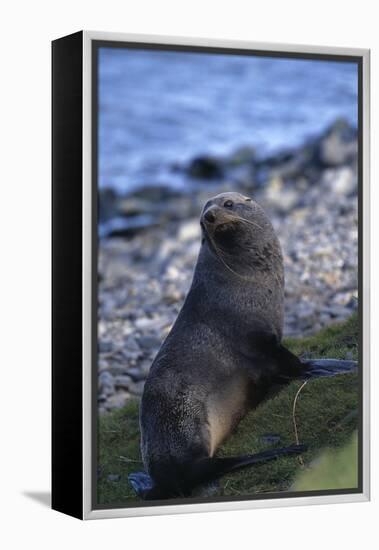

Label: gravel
[97,120,358,412]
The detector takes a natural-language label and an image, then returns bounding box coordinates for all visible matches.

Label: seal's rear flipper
[128,471,154,498]
[301,359,358,379]
[129,445,307,500]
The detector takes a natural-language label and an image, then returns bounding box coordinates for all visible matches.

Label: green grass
[292,432,358,492]
[97,400,141,505]
[284,312,359,361]
[97,314,359,505]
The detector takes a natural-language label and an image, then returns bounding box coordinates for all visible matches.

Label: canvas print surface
[95,45,360,507]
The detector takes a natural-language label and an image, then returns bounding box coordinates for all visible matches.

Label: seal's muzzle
[201,205,236,231]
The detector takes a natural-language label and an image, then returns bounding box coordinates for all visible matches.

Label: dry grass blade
[119,455,142,463]
[292,380,308,467]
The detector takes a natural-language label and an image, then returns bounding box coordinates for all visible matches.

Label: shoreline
[97,118,358,413]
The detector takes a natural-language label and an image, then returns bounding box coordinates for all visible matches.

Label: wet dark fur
[130,192,357,500]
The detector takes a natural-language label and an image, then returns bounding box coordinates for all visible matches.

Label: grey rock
[106,216,158,239]
[322,166,356,196]
[129,185,182,203]
[177,220,201,242]
[346,296,358,310]
[121,337,142,359]
[261,434,281,446]
[187,155,224,179]
[114,375,133,390]
[106,392,129,410]
[127,367,148,382]
[135,317,158,330]
[265,176,299,212]
[98,359,110,371]
[138,335,161,351]
[106,364,129,376]
[99,340,113,353]
[118,197,154,217]
[107,474,121,482]
[129,380,145,396]
[297,303,316,320]
[227,145,256,166]
[121,350,141,362]
[139,360,152,377]
[318,119,357,167]
[163,287,183,305]
[98,371,115,396]
[322,305,349,318]
[99,187,118,223]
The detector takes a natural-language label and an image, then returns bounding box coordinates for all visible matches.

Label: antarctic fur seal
[129,192,357,500]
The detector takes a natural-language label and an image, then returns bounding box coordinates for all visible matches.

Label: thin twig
[292,380,308,467]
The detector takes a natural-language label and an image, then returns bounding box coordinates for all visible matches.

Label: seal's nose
[204,209,216,223]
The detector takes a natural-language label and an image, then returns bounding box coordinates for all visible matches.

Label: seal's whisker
[207,230,282,287]
[208,232,254,281]
[225,215,263,230]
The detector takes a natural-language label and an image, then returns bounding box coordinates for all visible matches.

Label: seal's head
[200,192,271,250]
[199,192,282,280]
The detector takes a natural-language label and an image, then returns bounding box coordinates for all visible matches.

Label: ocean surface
[98,47,358,194]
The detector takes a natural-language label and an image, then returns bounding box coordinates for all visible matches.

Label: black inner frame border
[91,39,364,511]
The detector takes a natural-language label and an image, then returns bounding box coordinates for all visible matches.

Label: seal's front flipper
[128,471,154,498]
[247,330,305,380]
[256,336,358,383]
[301,358,358,379]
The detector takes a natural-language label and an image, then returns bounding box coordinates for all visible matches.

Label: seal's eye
[224,200,234,208]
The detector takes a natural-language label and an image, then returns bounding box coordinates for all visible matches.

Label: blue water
[98,47,358,193]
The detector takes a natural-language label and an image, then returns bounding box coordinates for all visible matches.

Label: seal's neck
[192,239,282,286]
[185,240,284,340]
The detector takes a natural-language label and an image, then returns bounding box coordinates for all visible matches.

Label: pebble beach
[97,119,358,413]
